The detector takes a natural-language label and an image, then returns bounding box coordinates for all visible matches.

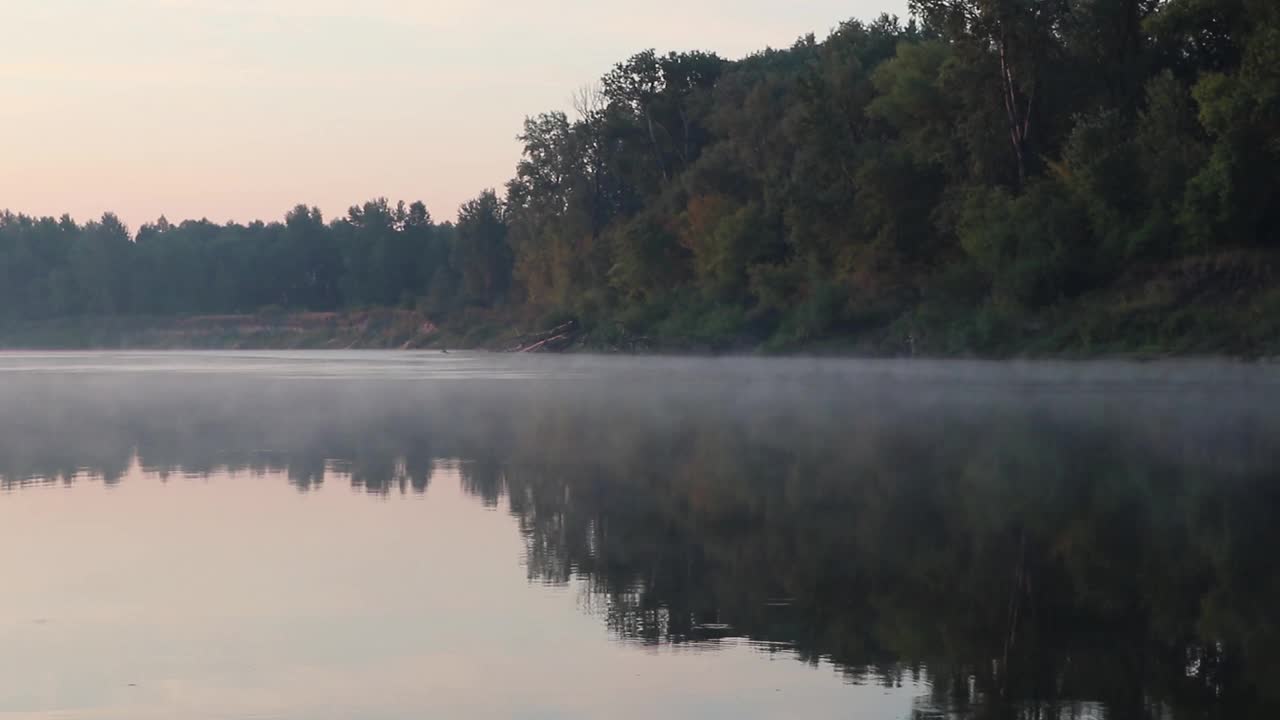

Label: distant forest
[3,0,1278,353]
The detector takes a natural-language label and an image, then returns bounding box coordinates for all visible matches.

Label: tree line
[0,196,506,319]
[3,0,1277,350]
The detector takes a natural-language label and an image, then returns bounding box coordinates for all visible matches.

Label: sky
[2,0,908,230]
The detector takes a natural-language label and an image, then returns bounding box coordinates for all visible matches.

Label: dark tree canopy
[3,0,1277,352]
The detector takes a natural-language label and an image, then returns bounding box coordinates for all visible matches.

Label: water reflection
[1,357,1278,719]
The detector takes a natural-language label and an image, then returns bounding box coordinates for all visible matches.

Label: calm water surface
[1,352,1278,719]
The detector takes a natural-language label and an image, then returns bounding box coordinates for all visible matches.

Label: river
[1,352,1277,719]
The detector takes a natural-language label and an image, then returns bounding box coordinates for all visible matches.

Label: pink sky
[1,0,906,229]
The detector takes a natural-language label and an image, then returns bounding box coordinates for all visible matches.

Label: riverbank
[0,300,1273,358]
[0,309,442,351]
[2,251,1278,357]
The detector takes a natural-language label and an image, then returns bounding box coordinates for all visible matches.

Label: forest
[2,0,1277,354]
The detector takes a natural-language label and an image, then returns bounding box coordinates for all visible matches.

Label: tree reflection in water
[1,361,1277,720]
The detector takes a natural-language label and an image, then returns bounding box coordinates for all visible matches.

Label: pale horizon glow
[2,0,908,230]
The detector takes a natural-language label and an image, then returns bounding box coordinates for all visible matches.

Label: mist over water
[1,352,1278,719]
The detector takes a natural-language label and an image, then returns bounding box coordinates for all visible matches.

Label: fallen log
[507,320,577,352]
[520,332,572,353]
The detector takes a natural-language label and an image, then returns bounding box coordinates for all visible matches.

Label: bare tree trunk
[677,105,692,167]
[571,85,610,246]
[644,107,669,182]
[998,32,1036,187]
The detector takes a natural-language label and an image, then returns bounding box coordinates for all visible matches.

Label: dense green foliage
[3,0,1278,352]
[0,201,467,318]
